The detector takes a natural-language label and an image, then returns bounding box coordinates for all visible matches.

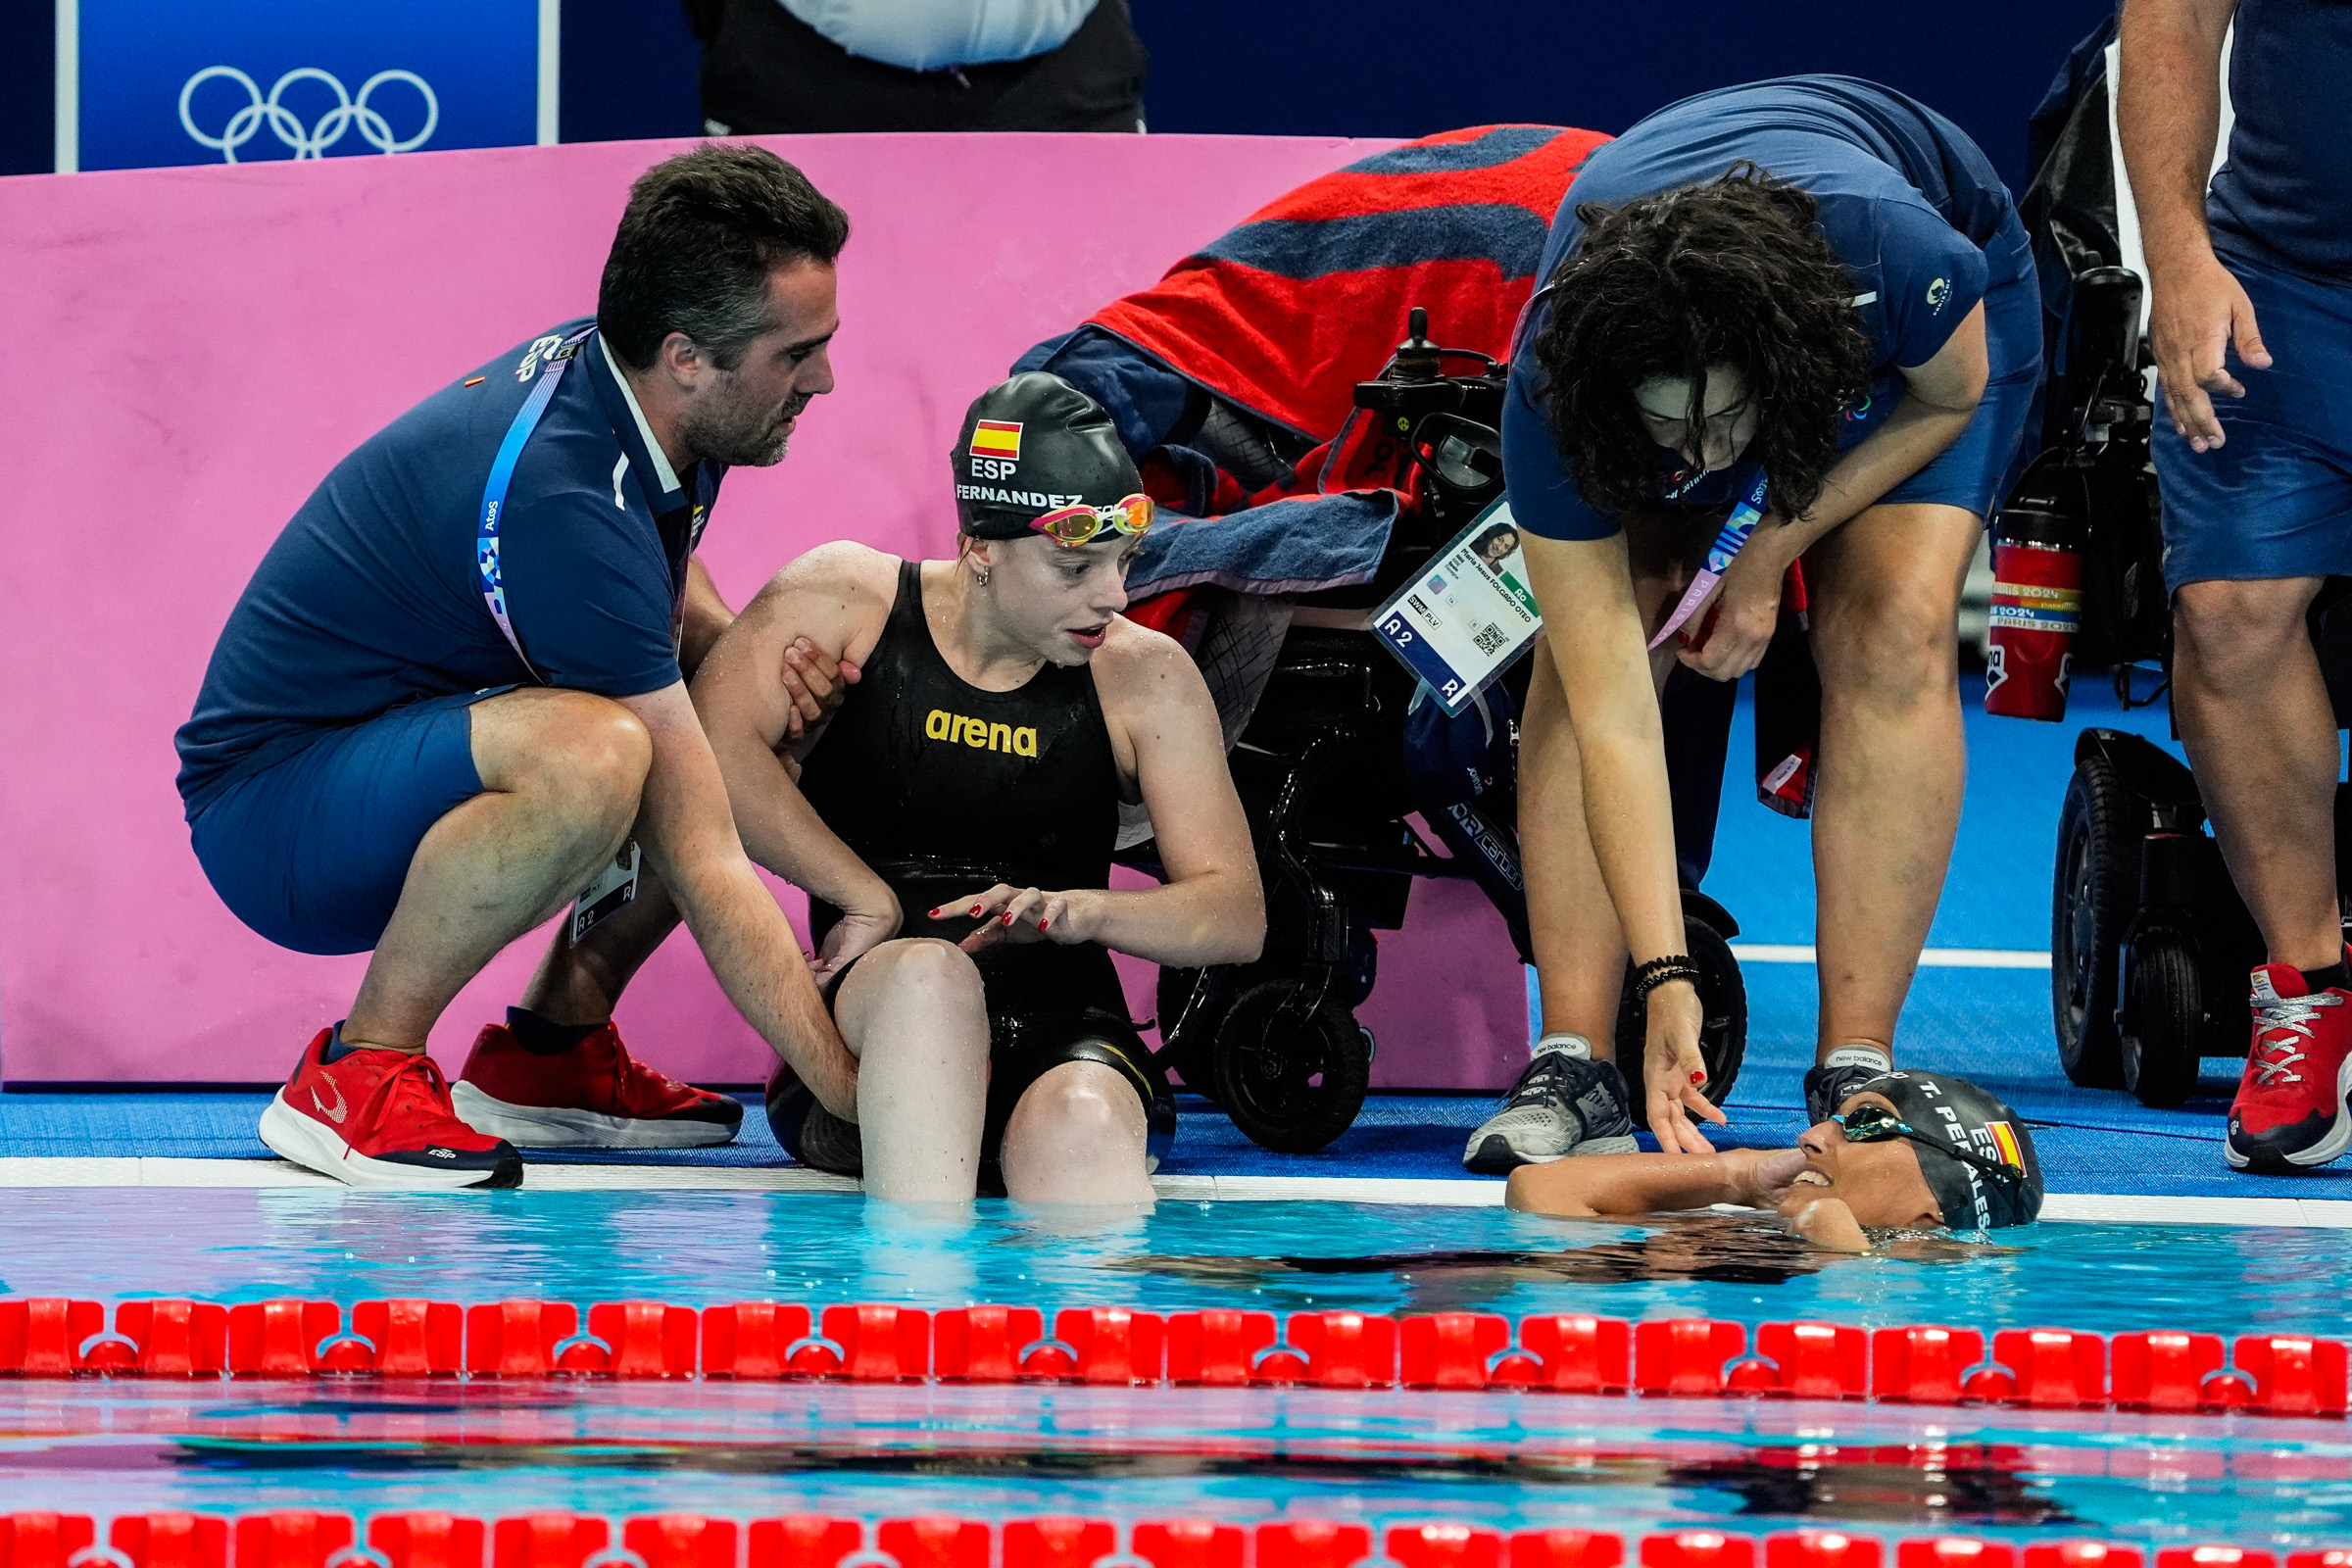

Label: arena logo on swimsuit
[925,708,1040,758]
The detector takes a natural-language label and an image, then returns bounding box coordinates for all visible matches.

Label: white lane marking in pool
[1732,944,2052,968]
[4,1158,2351,1225]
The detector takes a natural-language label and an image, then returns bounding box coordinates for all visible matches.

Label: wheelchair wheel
[2052,752,2135,1088]
[1211,979,1371,1153]
[1615,913,1747,1129]
[2120,932,2206,1108]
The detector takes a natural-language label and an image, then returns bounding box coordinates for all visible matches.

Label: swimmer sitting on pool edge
[1506,1070,2042,1250]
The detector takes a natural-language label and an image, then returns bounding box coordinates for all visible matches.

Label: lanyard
[476,326,595,681]
[1647,468,1770,651]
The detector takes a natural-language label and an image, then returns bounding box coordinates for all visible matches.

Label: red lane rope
[0,1514,2336,1568]
[0,1298,2342,1418]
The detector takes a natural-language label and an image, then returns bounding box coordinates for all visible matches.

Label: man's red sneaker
[2227,960,2352,1172]
[259,1029,522,1190]
[450,1022,745,1149]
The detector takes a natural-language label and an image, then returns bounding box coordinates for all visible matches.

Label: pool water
[2,1190,2348,1337]
[6,1189,2351,1540]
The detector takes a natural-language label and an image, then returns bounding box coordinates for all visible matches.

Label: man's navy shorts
[1849,208,2043,521]
[190,690,505,956]
[2156,246,2352,589]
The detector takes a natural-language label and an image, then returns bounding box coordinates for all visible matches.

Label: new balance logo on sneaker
[451,1021,744,1150]
[2228,957,2352,1173]
[1462,1034,1637,1174]
[258,1028,521,1191]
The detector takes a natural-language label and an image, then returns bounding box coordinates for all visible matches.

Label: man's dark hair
[1530,165,1871,524]
[599,143,850,372]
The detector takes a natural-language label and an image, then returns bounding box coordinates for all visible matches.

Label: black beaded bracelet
[1632,955,1703,1004]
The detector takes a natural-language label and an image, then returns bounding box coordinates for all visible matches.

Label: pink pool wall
[0,132,1532,1092]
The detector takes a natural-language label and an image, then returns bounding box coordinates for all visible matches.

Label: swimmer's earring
[975,566,991,587]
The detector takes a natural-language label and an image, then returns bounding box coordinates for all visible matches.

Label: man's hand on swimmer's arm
[773,636,861,774]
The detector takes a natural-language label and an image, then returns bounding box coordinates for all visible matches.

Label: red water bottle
[1984,495,2084,721]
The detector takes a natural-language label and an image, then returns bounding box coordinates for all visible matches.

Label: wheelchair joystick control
[1985,489,2085,722]
[1393,307,1443,382]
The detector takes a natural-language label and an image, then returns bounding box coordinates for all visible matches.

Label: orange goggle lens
[1030,493,1154,546]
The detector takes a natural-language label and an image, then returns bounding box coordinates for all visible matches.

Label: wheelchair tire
[1210,979,1370,1154]
[2120,932,2207,1108]
[2052,753,2134,1089]
[1615,913,1747,1130]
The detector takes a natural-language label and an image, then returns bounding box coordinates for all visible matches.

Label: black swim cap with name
[1856,1069,2045,1230]
[952,371,1143,540]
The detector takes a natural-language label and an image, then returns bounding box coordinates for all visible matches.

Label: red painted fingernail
[927,906,940,916]
[1691,1070,1706,1084]
[970,905,983,916]
[1002,912,1014,925]
[1039,919,1050,931]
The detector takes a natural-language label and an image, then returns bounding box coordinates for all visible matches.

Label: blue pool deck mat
[5,683,2348,1206]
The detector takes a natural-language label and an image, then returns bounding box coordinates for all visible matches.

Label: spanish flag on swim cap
[1856,1069,2045,1231]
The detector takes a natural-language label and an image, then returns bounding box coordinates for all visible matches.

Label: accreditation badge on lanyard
[1372,498,1544,715]
[1647,468,1770,651]
[475,325,651,942]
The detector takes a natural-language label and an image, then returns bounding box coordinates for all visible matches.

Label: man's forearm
[679,559,736,680]
[673,853,855,1095]
[2119,0,2232,271]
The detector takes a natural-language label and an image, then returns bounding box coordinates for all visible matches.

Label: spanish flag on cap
[969,420,1023,462]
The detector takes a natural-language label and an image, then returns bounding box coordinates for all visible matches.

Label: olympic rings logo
[177,67,440,163]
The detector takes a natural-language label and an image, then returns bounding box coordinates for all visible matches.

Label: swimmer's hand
[1643,979,1727,1153]
[1784,1197,1870,1253]
[777,637,861,758]
[936,885,1099,953]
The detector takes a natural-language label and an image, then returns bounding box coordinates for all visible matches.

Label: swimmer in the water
[1508,1069,2043,1250]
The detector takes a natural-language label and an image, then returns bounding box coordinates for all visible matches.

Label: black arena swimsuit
[786,560,1174,1174]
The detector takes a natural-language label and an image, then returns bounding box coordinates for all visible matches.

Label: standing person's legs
[1804,501,1984,1063]
[2153,248,2352,1171]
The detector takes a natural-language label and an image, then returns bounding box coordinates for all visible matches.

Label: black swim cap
[953,372,1143,540]
[1855,1070,2044,1230]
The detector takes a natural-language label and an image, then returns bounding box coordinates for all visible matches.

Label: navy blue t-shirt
[1502,75,2012,542]
[2208,0,2352,279]
[176,321,720,815]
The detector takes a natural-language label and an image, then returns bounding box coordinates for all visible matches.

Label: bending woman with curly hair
[1462,75,2040,1174]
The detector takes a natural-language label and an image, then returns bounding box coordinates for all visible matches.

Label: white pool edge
[0,1157,2345,1225]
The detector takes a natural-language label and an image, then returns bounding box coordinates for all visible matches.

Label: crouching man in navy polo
[174,145,862,1189]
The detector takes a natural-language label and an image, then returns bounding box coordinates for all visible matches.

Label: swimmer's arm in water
[953,618,1265,967]
[1507,1149,1874,1253]
[692,542,902,976]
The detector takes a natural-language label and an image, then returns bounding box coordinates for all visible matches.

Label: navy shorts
[189,690,504,956]
[2156,247,2352,589]
[1844,208,2042,521]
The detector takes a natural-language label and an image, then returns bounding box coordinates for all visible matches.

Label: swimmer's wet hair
[1531,164,1872,524]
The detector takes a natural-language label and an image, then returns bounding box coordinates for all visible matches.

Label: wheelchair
[2027,42,2352,1107]
[1123,311,1749,1152]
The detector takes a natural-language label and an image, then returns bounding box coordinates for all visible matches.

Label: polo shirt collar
[587,330,687,512]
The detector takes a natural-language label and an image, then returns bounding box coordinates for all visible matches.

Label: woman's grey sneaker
[1462,1037,1637,1174]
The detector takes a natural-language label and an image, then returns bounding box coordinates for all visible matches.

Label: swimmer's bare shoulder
[728,540,900,669]
[1089,613,1221,787]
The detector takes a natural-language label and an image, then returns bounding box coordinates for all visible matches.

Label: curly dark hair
[1530,164,1871,524]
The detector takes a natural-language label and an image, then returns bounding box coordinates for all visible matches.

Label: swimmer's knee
[1011,1060,1145,1142]
[838,938,987,1037]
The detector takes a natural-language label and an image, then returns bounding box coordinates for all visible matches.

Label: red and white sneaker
[450,1022,745,1149]
[259,1029,522,1190]
[2227,960,2352,1173]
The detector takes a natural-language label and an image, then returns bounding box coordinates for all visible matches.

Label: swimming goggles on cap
[1030,493,1153,547]
[1832,1102,2024,1184]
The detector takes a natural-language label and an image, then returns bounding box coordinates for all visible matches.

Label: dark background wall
[8,0,2116,192]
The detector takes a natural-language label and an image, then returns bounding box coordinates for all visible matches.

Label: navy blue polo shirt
[2209,0,2352,280]
[1502,75,2011,542]
[175,320,721,816]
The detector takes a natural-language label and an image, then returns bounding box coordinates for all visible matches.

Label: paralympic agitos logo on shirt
[926,709,1040,759]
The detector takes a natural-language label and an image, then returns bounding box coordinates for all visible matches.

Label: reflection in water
[1110,1213,1988,1313]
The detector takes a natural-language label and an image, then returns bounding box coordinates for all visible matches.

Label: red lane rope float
[1,1518,2344,1568]
[0,1298,2344,1419]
